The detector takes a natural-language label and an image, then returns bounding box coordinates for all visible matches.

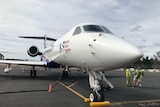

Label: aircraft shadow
[0,89,48,95]
[0,74,60,81]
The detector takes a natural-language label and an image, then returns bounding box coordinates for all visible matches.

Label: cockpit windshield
[83,25,104,32]
[83,25,113,34]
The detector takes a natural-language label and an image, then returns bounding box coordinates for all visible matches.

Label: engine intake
[27,46,42,57]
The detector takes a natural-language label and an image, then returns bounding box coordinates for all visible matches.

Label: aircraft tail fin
[19,35,57,49]
[19,35,57,61]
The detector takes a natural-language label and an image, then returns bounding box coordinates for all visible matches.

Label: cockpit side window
[101,26,113,34]
[73,26,81,36]
[83,25,104,32]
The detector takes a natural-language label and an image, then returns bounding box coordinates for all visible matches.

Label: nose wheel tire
[98,91,105,101]
[30,70,33,77]
[33,70,37,77]
[30,70,37,77]
[90,92,97,102]
[89,91,105,102]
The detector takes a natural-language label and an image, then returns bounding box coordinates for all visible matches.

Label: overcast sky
[0,0,160,60]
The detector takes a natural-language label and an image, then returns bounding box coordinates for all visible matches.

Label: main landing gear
[62,70,68,78]
[61,65,69,78]
[89,71,114,102]
[30,66,37,77]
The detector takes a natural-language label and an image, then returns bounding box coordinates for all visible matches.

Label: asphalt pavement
[0,64,160,107]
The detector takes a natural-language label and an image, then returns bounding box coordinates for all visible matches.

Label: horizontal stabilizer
[19,36,57,41]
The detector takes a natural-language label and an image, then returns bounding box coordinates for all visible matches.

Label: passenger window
[73,27,81,35]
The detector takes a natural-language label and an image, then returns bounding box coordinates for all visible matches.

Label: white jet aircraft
[0,23,143,102]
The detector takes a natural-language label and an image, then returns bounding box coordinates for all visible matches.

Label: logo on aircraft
[59,40,71,53]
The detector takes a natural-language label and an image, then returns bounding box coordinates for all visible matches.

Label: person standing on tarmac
[125,68,132,87]
[133,67,143,87]
[138,69,144,87]
[133,68,139,87]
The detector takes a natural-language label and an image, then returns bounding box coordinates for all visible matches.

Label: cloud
[152,42,160,47]
[137,45,146,49]
[0,48,15,54]
[130,25,144,32]
[0,0,160,59]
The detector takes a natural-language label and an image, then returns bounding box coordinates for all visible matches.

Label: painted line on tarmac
[67,80,79,88]
[57,81,86,100]
[58,81,111,106]
[110,99,160,106]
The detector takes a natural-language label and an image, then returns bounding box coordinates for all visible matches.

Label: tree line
[130,56,160,69]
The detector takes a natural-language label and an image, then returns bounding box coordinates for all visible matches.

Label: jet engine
[27,46,42,57]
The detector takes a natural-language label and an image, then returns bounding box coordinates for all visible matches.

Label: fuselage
[43,23,143,71]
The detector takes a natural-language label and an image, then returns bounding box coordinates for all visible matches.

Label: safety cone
[48,83,53,92]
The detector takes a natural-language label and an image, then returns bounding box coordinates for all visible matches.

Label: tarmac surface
[0,64,160,107]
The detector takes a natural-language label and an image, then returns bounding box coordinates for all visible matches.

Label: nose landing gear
[88,71,114,102]
[89,90,105,102]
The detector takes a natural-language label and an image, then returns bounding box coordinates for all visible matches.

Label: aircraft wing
[0,60,47,66]
[0,59,49,75]
[0,51,64,67]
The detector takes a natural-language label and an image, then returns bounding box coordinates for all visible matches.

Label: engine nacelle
[27,45,42,57]
[4,67,12,73]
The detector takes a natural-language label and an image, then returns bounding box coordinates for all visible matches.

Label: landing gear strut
[89,71,114,102]
[61,65,69,78]
[30,66,37,77]
[62,70,68,78]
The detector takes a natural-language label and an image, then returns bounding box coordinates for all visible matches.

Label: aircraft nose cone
[99,35,143,68]
[122,43,143,61]
[115,40,143,63]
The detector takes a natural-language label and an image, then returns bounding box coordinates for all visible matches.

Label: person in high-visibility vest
[133,68,139,87]
[138,69,144,87]
[125,68,132,87]
[133,67,143,87]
